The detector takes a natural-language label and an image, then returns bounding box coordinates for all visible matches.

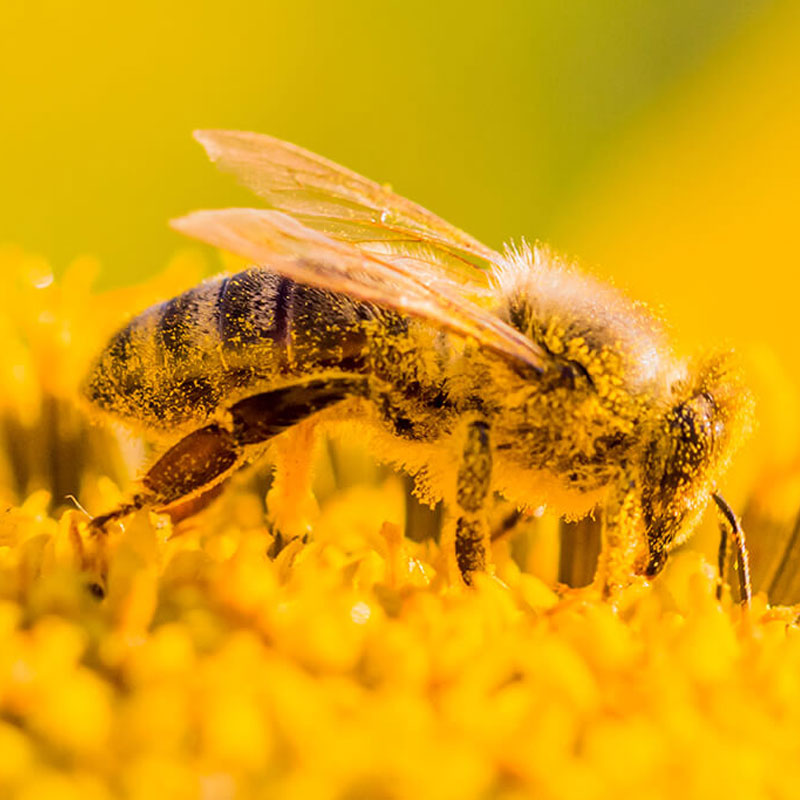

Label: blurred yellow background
[2,0,798,456]
[7,7,800,792]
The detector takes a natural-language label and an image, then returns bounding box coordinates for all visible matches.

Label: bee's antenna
[712,491,752,608]
[716,515,728,602]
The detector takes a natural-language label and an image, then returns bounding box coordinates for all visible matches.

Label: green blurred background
[3,0,800,447]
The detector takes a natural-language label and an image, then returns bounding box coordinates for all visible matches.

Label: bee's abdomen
[212,268,377,375]
[214,269,291,353]
[84,267,377,429]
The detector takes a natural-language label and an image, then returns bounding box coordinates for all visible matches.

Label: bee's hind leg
[88,422,241,535]
[454,419,493,585]
[89,377,367,536]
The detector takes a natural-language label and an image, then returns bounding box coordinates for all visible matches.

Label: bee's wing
[194,130,500,290]
[171,208,544,371]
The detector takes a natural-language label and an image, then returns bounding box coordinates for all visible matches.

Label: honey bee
[84,130,753,598]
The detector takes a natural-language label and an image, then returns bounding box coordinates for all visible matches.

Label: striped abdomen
[83,267,379,429]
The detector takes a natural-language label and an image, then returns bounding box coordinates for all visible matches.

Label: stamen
[65,494,91,517]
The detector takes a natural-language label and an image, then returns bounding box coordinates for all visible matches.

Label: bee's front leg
[454,419,493,584]
[595,473,644,598]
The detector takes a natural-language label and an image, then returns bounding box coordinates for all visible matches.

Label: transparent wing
[171,208,544,371]
[194,129,501,290]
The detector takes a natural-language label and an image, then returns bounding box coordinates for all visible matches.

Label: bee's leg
[162,481,229,525]
[88,423,241,534]
[455,419,493,584]
[228,377,367,541]
[89,377,366,533]
[595,477,642,599]
[490,508,525,543]
[265,419,321,542]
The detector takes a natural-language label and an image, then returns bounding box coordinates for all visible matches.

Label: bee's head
[638,351,753,577]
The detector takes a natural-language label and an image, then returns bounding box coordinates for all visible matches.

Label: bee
[83,130,753,598]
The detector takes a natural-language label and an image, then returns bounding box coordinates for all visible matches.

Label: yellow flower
[2,249,800,799]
